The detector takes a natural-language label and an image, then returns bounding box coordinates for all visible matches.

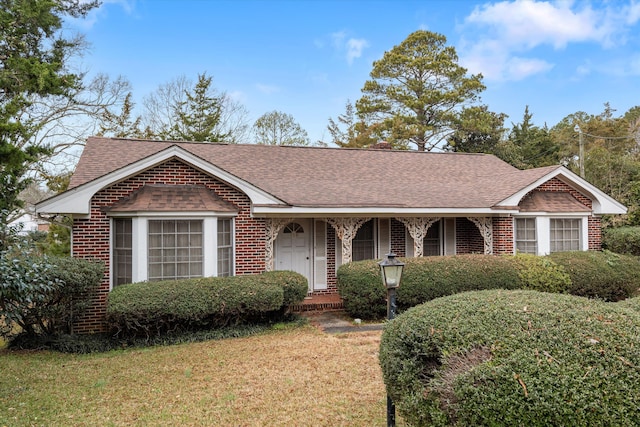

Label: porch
[290,293,344,312]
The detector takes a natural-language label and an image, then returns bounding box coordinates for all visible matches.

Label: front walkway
[301,310,384,334]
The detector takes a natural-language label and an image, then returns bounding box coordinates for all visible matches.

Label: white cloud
[461,38,553,81]
[459,0,639,81]
[69,0,136,30]
[627,1,640,24]
[346,38,369,64]
[327,30,369,64]
[465,0,605,49]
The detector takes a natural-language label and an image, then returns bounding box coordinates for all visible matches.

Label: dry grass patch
[1,325,406,426]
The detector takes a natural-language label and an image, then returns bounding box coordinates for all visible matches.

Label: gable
[37,145,284,216]
[497,168,626,215]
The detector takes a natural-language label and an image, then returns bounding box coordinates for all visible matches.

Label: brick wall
[72,159,266,333]
[588,215,602,250]
[390,219,406,256]
[532,177,593,208]
[493,217,515,254]
[455,218,484,254]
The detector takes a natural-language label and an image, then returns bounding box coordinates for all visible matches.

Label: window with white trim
[217,218,233,277]
[148,220,203,281]
[113,218,132,286]
[515,218,537,254]
[550,218,581,252]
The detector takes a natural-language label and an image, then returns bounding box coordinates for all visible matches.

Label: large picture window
[148,220,203,281]
[550,218,581,252]
[515,218,537,254]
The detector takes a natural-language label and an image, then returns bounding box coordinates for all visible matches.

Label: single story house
[36,137,626,332]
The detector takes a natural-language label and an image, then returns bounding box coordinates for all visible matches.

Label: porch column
[265,218,294,271]
[466,217,493,254]
[326,217,370,264]
[396,217,441,257]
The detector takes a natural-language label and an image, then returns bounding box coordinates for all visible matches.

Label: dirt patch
[435,346,493,420]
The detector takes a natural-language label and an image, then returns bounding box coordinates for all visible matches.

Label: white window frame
[515,217,537,254]
[109,213,235,289]
[217,218,235,277]
[513,214,588,255]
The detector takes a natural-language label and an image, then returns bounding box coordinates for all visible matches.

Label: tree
[550,104,640,226]
[446,105,506,154]
[252,110,310,146]
[498,106,559,169]
[326,100,379,148]
[356,30,485,151]
[0,0,99,239]
[142,73,250,143]
[97,92,146,138]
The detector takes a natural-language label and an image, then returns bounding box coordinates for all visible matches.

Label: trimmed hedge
[106,271,307,338]
[337,254,572,320]
[547,250,640,301]
[602,226,640,256]
[336,259,387,319]
[379,290,640,426]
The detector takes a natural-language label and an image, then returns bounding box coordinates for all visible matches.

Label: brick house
[36,137,626,332]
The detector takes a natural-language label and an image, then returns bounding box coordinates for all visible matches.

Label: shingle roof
[519,191,591,212]
[105,185,238,213]
[70,137,565,209]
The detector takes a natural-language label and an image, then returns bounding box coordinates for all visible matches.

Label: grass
[0,324,406,426]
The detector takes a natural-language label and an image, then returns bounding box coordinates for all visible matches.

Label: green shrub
[602,226,640,256]
[512,253,571,294]
[106,271,307,338]
[0,245,103,340]
[398,255,520,310]
[547,250,640,301]
[379,290,640,427]
[337,255,521,319]
[336,260,387,320]
[259,270,308,307]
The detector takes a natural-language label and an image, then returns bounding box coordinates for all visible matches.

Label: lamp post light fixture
[379,253,405,427]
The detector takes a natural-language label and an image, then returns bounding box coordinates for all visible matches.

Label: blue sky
[66,0,640,145]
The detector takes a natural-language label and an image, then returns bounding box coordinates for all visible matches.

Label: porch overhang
[251,206,519,217]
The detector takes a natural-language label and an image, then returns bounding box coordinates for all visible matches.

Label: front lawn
[0,325,404,426]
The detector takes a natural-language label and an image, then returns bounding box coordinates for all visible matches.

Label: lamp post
[379,253,405,427]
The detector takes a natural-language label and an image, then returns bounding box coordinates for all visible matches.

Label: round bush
[547,250,640,301]
[336,259,387,320]
[380,290,640,427]
[259,270,308,307]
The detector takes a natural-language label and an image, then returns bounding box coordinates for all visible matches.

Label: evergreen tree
[356,30,485,151]
[0,0,98,239]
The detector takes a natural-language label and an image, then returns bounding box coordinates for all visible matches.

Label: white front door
[275,220,312,292]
